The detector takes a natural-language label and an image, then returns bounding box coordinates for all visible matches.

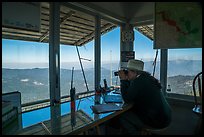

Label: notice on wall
[121,51,135,62]
[2,2,41,32]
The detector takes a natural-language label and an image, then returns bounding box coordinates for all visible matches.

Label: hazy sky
[2,27,202,68]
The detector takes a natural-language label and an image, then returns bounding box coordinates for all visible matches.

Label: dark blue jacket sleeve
[120,79,141,103]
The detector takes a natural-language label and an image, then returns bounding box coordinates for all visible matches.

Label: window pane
[2,39,49,104]
[134,30,160,79]
[60,42,94,97]
[101,27,120,88]
[167,48,202,96]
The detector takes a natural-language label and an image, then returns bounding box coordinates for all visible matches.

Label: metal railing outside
[21,90,95,113]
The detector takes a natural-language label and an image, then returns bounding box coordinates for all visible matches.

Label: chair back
[192,72,202,114]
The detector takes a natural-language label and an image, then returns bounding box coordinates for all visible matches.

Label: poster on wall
[154,2,202,49]
[2,2,40,32]
[121,51,135,62]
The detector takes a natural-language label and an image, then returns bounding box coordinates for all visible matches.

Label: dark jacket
[120,73,172,128]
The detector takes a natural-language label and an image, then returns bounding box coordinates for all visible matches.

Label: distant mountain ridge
[102,59,202,77]
[2,60,202,104]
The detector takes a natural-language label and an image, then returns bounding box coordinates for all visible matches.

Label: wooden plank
[41,4,95,22]
[16,110,93,135]
[2,27,41,35]
[68,103,133,135]
[2,32,40,38]
[60,33,83,39]
[17,124,45,135]
[42,109,93,135]
[74,23,117,45]
[2,2,118,47]
[2,34,39,42]
[40,10,94,27]
[60,25,92,34]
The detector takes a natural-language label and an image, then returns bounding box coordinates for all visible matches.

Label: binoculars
[114,69,128,76]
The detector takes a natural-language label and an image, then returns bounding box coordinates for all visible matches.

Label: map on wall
[154,2,202,49]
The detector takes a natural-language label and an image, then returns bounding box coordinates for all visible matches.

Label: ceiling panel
[2,2,154,46]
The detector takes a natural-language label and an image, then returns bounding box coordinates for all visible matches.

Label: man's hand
[118,70,128,80]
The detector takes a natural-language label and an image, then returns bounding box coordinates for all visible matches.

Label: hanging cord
[75,46,90,111]
[152,49,158,77]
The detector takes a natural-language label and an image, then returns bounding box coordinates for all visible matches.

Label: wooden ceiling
[2,2,153,46]
[136,25,154,41]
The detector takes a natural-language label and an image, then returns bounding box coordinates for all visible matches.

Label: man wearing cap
[118,59,172,135]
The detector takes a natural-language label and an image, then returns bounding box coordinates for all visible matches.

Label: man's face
[127,70,137,80]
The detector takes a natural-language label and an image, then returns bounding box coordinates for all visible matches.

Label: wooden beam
[39,10,75,42]
[74,23,117,46]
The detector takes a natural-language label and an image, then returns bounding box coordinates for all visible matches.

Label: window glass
[134,30,160,79]
[101,27,120,88]
[60,42,94,97]
[167,48,202,95]
[2,39,49,104]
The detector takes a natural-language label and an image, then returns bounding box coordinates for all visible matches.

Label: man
[118,59,172,135]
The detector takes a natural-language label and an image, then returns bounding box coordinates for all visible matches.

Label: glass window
[101,27,120,88]
[134,29,160,79]
[60,42,94,97]
[2,39,49,104]
[167,48,202,96]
